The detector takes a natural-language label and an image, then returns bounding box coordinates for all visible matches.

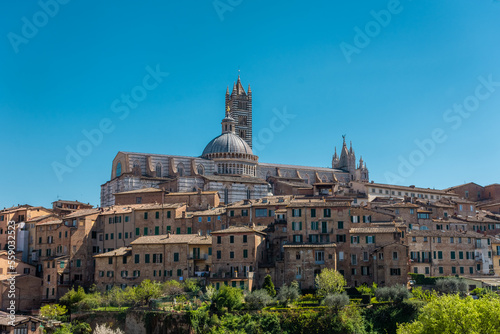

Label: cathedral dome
[202,132,253,157]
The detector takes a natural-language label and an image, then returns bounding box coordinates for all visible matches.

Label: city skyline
[1,1,500,208]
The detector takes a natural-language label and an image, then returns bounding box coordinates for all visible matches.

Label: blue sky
[1,0,499,208]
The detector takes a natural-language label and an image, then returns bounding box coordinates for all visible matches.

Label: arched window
[177,163,184,176]
[116,162,122,177]
[156,163,162,177]
[197,164,204,175]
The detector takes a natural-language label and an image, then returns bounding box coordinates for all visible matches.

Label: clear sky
[1,0,499,209]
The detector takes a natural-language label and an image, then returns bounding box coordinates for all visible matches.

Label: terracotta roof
[185,207,226,217]
[0,311,42,326]
[211,226,266,235]
[64,208,100,218]
[94,247,132,258]
[366,182,457,195]
[52,200,91,205]
[114,187,163,195]
[283,243,337,248]
[350,227,398,234]
[379,203,419,208]
[289,199,351,207]
[408,230,490,238]
[226,196,293,208]
[37,219,63,226]
[130,234,212,245]
[26,214,58,222]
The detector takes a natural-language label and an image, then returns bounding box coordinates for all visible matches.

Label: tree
[375,285,410,302]
[245,289,272,310]
[53,321,92,334]
[397,294,500,334]
[262,274,276,297]
[40,304,67,320]
[435,277,468,296]
[322,293,349,310]
[212,286,244,314]
[315,268,346,296]
[134,279,162,305]
[277,283,301,306]
[59,286,87,312]
[163,280,185,296]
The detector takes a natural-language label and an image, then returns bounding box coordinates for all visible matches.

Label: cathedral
[100,76,369,207]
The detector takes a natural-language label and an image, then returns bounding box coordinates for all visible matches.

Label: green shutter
[155,226,159,235]
[135,228,140,236]
[299,222,302,230]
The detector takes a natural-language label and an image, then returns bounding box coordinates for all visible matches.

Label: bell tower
[225,75,252,148]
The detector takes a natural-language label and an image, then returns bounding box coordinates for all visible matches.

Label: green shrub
[435,277,468,296]
[322,293,349,310]
[245,289,272,310]
[375,285,410,302]
[263,274,276,297]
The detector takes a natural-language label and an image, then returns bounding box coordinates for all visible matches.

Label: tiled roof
[114,187,162,195]
[289,199,351,207]
[130,234,212,245]
[94,247,132,258]
[211,226,266,235]
[27,214,58,222]
[408,230,490,238]
[52,200,91,205]
[37,219,63,226]
[226,196,293,208]
[366,182,457,195]
[185,207,226,217]
[379,203,419,208]
[349,227,398,234]
[64,208,100,218]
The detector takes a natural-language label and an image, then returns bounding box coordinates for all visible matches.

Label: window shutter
[298,209,302,217]
[351,236,353,243]
[372,235,375,243]
[366,236,369,243]
[362,215,366,223]
[299,222,302,230]
[350,216,353,223]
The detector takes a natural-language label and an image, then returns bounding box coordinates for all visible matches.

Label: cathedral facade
[100,77,369,207]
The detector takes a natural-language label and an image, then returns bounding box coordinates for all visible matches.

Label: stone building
[51,200,93,217]
[408,230,493,277]
[94,234,212,291]
[100,77,370,207]
[210,226,266,290]
[348,224,408,287]
[282,243,337,290]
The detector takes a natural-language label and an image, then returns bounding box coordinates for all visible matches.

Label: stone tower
[333,136,368,182]
[225,75,252,148]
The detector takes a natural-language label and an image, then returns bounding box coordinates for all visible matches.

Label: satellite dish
[18,222,25,229]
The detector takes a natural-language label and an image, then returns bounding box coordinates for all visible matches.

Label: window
[217,236,221,244]
[311,209,316,217]
[177,269,182,277]
[108,258,113,265]
[145,254,150,263]
[155,226,159,235]
[243,235,247,243]
[351,254,357,265]
[255,209,267,217]
[459,251,464,260]
[144,227,148,236]
[315,251,325,264]
[351,236,359,244]
[321,221,328,233]
[187,227,192,234]
[230,210,234,217]
[176,227,181,234]
[217,250,221,259]
[390,268,401,276]
[336,234,346,242]
[324,209,331,217]
[292,222,302,231]
[242,210,248,216]
[230,236,234,243]
[393,252,398,260]
[116,162,122,177]
[135,228,140,236]
[451,251,456,260]
[167,211,171,218]
[292,209,302,217]
[438,251,442,260]
[366,236,375,244]
[144,212,148,219]
[293,235,303,243]
[452,267,456,274]
[135,254,140,263]
[363,251,369,261]
[174,253,179,262]
[230,251,234,259]
[243,249,248,258]
[76,259,81,267]
[338,221,344,229]
[410,209,414,214]
[311,221,318,230]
